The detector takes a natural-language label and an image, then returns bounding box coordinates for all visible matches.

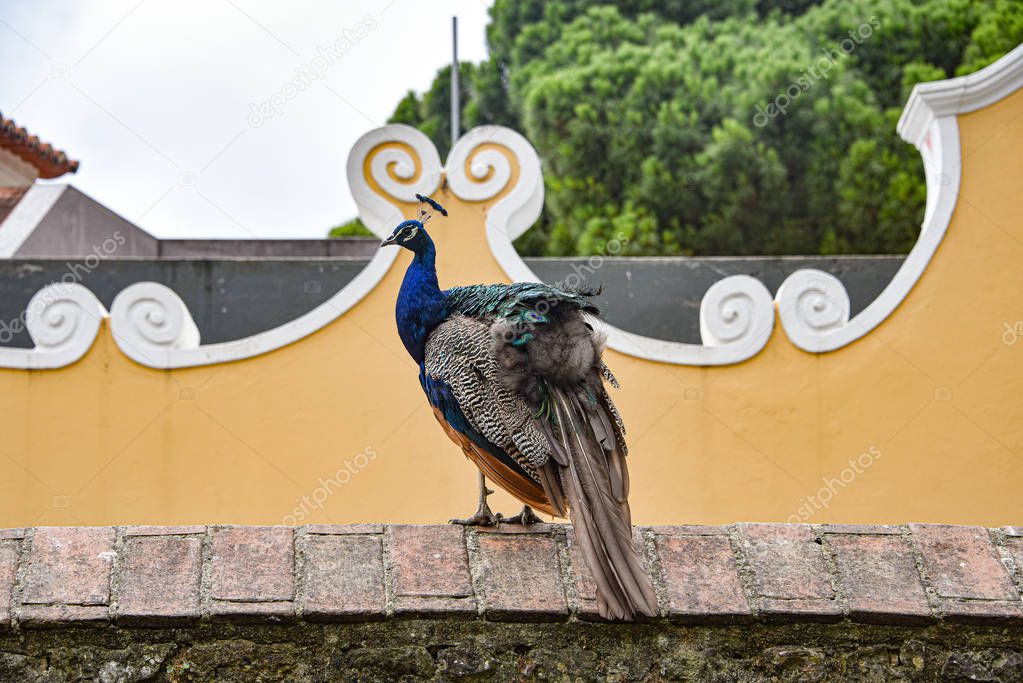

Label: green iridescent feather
[444,282,600,320]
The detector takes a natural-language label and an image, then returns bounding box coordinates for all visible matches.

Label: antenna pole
[451,16,460,148]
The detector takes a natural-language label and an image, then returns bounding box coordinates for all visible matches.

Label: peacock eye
[403,226,419,242]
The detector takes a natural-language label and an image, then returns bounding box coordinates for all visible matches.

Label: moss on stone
[1,620,1022,681]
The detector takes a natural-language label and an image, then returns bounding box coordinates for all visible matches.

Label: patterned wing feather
[423,314,560,512]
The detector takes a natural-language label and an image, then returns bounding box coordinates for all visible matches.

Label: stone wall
[1,523,1022,681]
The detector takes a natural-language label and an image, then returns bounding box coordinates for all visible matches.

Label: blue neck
[395,243,447,364]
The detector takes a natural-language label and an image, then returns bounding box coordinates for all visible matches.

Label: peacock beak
[380,234,398,248]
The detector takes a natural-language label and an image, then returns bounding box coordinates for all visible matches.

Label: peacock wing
[422,314,566,517]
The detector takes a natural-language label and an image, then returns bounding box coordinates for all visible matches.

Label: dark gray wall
[158,238,377,259]
[0,259,368,347]
[0,255,904,348]
[526,256,905,344]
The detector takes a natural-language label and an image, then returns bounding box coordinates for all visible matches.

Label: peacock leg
[498,505,543,526]
[449,471,499,526]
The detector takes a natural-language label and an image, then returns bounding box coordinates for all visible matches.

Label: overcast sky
[0,0,492,238]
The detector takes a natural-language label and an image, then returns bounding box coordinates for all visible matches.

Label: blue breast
[394,247,448,364]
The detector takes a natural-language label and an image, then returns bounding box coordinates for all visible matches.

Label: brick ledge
[1,523,1021,630]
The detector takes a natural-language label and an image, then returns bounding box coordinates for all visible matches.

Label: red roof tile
[0,112,79,179]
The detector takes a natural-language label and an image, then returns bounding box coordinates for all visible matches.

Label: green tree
[372,0,1020,256]
[328,217,373,238]
[957,0,1023,74]
[386,63,475,160]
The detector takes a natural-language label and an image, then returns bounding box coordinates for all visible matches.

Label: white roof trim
[897,43,1023,147]
[0,183,67,257]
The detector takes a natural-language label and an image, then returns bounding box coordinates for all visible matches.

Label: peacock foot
[498,504,543,526]
[449,475,499,526]
[449,500,499,527]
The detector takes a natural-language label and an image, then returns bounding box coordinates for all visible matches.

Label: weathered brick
[567,527,651,620]
[305,523,384,535]
[648,525,727,537]
[654,532,751,623]
[211,526,294,622]
[911,524,1017,600]
[737,524,840,622]
[212,526,294,601]
[5,522,1020,629]
[124,525,205,537]
[941,599,1023,623]
[0,528,25,541]
[1004,537,1023,590]
[0,540,18,631]
[477,534,567,621]
[1003,526,1023,537]
[827,533,932,624]
[18,605,109,628]
[302,533,384,621]
[116,536,201,626]
[211,600,294,622]
[21,527,114,610]
[911,524,1022,624]
[821,524,903,535]
[390,525,474,617]
[476,522,558,535]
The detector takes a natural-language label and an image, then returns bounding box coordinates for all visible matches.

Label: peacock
[381,194,657,620]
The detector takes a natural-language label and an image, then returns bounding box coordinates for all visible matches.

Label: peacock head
[381,219,430,253]
[380,193,448,254]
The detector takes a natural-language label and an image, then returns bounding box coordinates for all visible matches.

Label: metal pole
[451,16,460,148]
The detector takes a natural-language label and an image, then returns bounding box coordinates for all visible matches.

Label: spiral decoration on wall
[447,126,544,241]
[26,285,94,349]
[699,275,776,349]
[446,135,512,202]
[775,269,852,352]
[346,125,443,238]
[110,282,200,367]
[0,283,107,369]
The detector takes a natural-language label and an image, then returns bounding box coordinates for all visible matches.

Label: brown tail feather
[430,406,557,517]
[549,387,658,620]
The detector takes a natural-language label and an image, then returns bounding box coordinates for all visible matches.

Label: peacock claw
[498,505,543,526]
[450,472,500,526]
[449,503,499,527]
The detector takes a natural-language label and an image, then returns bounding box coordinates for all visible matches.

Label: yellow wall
[1,90,1021,528]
